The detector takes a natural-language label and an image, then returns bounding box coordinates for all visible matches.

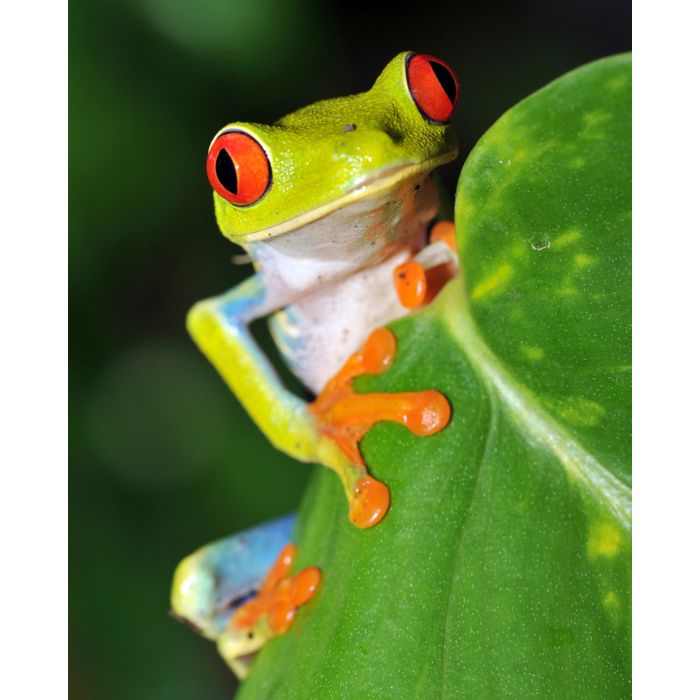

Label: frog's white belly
[269,250,411,394]
[249,171,439,394]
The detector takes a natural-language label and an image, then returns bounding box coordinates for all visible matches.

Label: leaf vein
[441,281,631,530]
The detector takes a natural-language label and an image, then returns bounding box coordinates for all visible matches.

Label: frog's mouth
[345,151,457,195]
[242,149,458,242]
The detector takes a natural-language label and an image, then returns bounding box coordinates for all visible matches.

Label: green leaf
[238,54,631,698]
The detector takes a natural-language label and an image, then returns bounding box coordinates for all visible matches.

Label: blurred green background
[69,1,630,697]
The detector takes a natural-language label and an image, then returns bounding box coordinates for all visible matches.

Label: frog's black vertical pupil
[429,61,457,104]
[215,148,238,194]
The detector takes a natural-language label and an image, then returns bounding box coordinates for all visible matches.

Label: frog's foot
[309,327,451,529]
[232,543,321,635]
[217,543,320,679]
[393,220,459,310]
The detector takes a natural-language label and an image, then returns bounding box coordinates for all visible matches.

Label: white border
[4,0,699,696]
[634,1,700,696]
[0,0,67,696]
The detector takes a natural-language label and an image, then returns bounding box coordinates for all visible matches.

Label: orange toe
[394,261,427,309]
[350,476,390,529]
[231,544,321,637]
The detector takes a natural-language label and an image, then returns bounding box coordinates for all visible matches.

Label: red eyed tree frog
[188,51,461,529]
[171,51,462,680]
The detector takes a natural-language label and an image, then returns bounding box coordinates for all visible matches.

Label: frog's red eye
[406,53,459,124]
[206,131,271,206]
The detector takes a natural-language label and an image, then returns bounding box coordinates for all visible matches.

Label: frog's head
[206,51,459,242]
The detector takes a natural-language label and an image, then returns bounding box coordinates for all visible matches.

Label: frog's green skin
[188,51,458,513]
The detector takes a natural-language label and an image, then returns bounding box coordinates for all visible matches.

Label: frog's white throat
[247,172,440,394]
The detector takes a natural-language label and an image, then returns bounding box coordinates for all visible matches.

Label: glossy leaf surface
[238,54,631,698]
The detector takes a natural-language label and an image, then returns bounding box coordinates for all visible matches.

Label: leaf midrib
[438,279,631,530]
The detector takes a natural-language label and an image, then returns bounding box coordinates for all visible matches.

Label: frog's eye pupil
[207,131,271,206]
[429,61,457,104]
[215,148,238,195]
[406,53,460,124]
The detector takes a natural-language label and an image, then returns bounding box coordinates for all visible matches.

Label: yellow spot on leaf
[574,253,595,268]
[583,110,611,128]
[570,156,586,169]
[606,74,628,92]
[587,522,623,559]
[551,228,582,250]
[510,140,555,166]
[545,395,606,427]
[520,344,545,361]
[603,591,622,624]
[604,591,619,608]
[581,111,612,141]
[471,263,514,301]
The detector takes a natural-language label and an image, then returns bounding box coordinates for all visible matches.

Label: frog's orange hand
[310,327,451,529]
[394,221,459,310]
[232,544,321,636]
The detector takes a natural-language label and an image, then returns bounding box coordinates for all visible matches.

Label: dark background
[69,1,630,697]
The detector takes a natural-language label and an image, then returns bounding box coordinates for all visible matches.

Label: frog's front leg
[187,274,394,527]
[309,326,451,527]
[187,274,320,461]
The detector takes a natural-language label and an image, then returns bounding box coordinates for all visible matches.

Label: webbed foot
[218,543,321,678]
[310,327,451,528]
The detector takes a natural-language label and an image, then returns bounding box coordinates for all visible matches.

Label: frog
[188,51,461,531]
[171,50,462,679]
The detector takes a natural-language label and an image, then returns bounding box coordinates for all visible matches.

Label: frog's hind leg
[171,514,322,680]
[170,513,297,641]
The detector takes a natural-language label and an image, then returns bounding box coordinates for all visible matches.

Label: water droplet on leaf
[529,234,551,251]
